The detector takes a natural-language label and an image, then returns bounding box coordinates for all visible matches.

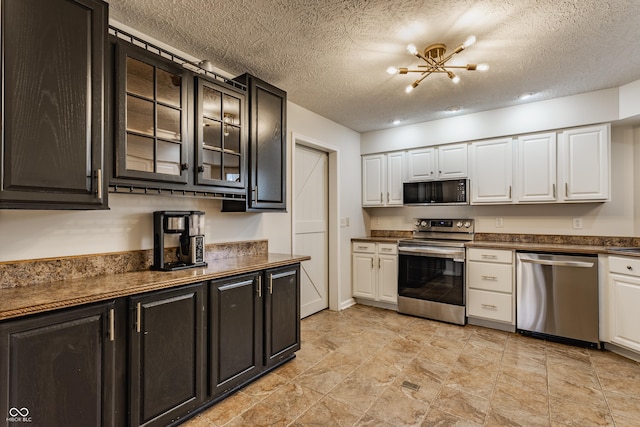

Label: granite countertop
[351,236,404,244]
[465,240,607,255]
[0,253,310,321]
[354,234,640,257]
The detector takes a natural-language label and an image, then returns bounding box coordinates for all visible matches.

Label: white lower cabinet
[352,241,397,304]
[607,256,640,353]
[466,248,515,330]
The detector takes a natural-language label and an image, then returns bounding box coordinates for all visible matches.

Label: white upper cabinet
[405,148,436,181]
[405,143,467,181]
[516,132,557,202]
[362,154,385,206]
[470,138,513,204]
[362,152,403,207]
[559,124,610,201]
[438,143,468,179]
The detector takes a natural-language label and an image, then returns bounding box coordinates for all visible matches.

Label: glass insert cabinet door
[195,77,245,188]
[115,43,189,184]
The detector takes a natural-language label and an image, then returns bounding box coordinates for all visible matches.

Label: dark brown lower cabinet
[209,265,300,399]
[264,266,301,368]
[0,301,116,427]
[209,272,262,397]
[129,283,205,427]
[0,263,300,426]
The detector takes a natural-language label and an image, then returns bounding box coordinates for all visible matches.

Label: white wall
[361,89,620,155]
[285,103,363,307]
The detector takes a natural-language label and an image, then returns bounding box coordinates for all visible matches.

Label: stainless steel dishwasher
[516,252,599,348]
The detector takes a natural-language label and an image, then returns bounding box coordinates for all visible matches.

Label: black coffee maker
[153,211,207,271]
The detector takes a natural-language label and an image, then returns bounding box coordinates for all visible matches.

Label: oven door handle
[399,247,465,261]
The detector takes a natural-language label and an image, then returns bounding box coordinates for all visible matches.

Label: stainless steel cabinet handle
[269,274,273,294]
[97,169,103,200]
[553,183,556,198]
[387,192,389,203]
[109,308,115,342]
[378,258,381,269]
[380,192,383,203]
[257,275,262,298]
[481,255,498,260]
[481,275,498,281]
[565,182,568,197]
[481,304,498,310]
[520,258,594,268]
[136,302,141,333]
[371,259,374,269]
[508,185,512,199]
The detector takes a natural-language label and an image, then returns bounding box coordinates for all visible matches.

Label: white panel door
[386,152,404,205]
[295,145,329,318]
[470,138,514,204]
[516,132,557,202]
[362,154,385,206]
[438,143,468,179]
[560,124,610,201]
[405,148,436,181]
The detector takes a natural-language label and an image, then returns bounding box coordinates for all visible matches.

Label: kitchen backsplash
[0,240,268,289]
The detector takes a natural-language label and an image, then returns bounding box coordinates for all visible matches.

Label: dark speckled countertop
[0,253,309,321]
[354,231,640,257]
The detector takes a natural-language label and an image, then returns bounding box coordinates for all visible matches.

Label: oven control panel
[414,218,474,233]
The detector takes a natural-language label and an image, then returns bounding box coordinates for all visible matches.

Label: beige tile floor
[184,304,640,426]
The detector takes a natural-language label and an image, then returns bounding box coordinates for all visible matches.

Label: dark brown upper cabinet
[114,42,190,185]
[223,74,287,212]
[109,38,247,199]
[0,0,108,209]
[194,77,246,190]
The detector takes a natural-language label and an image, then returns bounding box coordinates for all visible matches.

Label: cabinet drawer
[467,248,513,263]
[467,289,513,323]
[467,262,513,293]
[609,256,640,277]
[352,242,376,253]
[377,243,397,255]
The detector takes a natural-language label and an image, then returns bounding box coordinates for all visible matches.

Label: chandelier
[387,35,489,93]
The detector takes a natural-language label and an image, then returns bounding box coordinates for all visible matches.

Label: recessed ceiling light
[392,119,402,125]
[517,91,538,100]
[445,106,462,113]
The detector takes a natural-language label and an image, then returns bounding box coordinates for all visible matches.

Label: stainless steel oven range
[397,219,474,325]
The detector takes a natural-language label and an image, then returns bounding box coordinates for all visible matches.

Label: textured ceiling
[107,0,640,133]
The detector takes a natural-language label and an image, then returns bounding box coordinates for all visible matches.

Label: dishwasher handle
[519,257,594,268]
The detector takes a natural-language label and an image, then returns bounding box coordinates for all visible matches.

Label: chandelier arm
[414,70,434,86]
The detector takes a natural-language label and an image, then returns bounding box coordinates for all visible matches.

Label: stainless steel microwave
[403,179,469,205]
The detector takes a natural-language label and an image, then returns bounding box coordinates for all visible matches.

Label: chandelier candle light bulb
[389,35,488,92]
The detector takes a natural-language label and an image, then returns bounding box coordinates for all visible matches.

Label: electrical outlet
[572,217,583,229]
[495,217,504,228]
[373,216,380,225]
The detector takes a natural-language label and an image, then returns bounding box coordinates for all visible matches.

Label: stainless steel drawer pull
[269,274,273,294]
[520,258,593,268]
[481,304,498,310]
[481,275,498,281]
[136,302,142,333]
[380,248,392,252]
[481,255,498,260]
[357,246,368,250]
[109,308,115,342]
[257,275,262,297]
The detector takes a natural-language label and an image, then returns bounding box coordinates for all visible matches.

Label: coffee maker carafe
[153,211,207,271]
